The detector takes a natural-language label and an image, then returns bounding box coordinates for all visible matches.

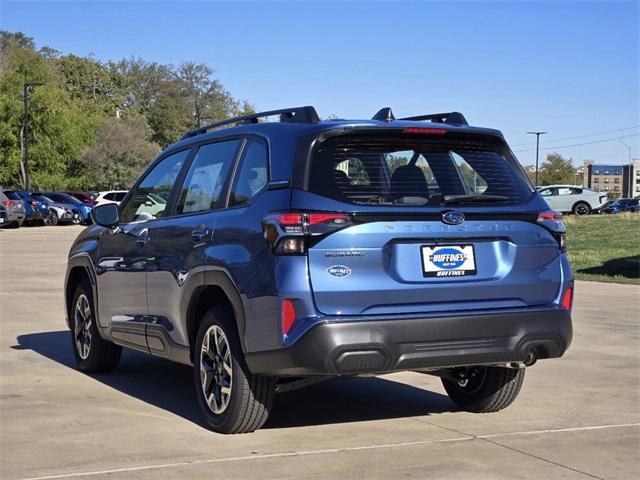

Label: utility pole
[527,131,547,186]
[22,82,45,190]
[619,140,632,197]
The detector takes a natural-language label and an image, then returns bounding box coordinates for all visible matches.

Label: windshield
[309,134,532,206]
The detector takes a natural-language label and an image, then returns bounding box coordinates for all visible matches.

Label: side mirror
[91,203,120,228]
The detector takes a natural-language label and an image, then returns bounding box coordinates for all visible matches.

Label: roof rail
[400,111,468,126]
[180,106,321,140]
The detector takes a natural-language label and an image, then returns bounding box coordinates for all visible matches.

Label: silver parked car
[0,190,26,227]
[537,185,608,215]
[30,194,82,225]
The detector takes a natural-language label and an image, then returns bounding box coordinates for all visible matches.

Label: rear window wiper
[441,194,509,204]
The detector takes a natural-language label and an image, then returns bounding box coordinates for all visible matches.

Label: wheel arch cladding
[186,281,245,360]
[65,263,95,329]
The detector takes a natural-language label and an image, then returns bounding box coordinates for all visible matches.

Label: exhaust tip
[524,350,537,367]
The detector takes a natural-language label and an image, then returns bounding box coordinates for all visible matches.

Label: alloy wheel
[45,211,58,226]
[74,294,92,360]
[200,325,233,414]
[575,204,589,215]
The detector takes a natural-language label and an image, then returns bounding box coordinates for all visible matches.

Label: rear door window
[175,139,241,215]
[229,139,268,207]
[309,134,531,206]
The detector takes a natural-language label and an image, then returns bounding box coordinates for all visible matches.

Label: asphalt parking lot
[1,226,638,480]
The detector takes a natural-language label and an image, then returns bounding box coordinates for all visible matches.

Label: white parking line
[18,423,639,480]
[476,422,640,439]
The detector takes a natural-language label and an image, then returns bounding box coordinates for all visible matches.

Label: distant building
[583,159,640,199]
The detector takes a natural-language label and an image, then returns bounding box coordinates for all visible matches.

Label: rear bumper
[245,309,572,376]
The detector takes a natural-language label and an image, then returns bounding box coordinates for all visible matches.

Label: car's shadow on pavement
[14,330,458,430]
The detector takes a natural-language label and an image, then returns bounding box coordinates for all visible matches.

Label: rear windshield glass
[4,191,22,200]
[309,134,532,206]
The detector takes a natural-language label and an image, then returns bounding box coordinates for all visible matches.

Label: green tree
[80,115,160,188]
[53,54,124,115]
[0,30,254,187]
[538,153,576,186]
[0,32,101,188]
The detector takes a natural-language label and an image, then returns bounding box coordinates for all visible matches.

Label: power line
[512,133,640,153]
[510,125,640,147]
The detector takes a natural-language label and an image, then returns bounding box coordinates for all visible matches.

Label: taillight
[2,200,15,206]
[282,299,296,336]
[561,286,574,311]
[263,212,352,255]
[536,209,566,249]
[402,127,447,135]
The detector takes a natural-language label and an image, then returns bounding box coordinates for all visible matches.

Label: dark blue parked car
[601,198,640,214]
[43,192,92,224]
[2,190,49,226]
[64,106,573,433]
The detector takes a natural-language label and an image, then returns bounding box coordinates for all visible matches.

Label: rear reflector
[402,127,447,135]
[282,299,296,336]
[561,287,574,311]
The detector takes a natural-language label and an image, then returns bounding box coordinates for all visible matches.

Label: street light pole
[619,140,632,197]
[527,131,547,186]
[22,82,45,190]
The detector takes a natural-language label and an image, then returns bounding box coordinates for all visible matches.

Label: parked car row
[537,185,639,215]
[0,189,129,229]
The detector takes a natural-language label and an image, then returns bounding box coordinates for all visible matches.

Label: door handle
[136,228,150,246]
[191,225,210,243]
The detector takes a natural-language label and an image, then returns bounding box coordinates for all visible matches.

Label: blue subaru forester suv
[64,107,573,433]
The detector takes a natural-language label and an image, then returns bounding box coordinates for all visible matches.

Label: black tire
[44,211,58,226]
[442,366,525,413]
[70,279,122,373]
[573,202,591,216]
[193,307,275,434]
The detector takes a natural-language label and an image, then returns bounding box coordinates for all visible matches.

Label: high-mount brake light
[402,127,447,135]
[263,212,353,255]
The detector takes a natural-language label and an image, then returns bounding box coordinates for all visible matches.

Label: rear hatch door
[298,128,561,316]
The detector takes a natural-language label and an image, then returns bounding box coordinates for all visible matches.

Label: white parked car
[93,190,128,207]
[537,185,608,215]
